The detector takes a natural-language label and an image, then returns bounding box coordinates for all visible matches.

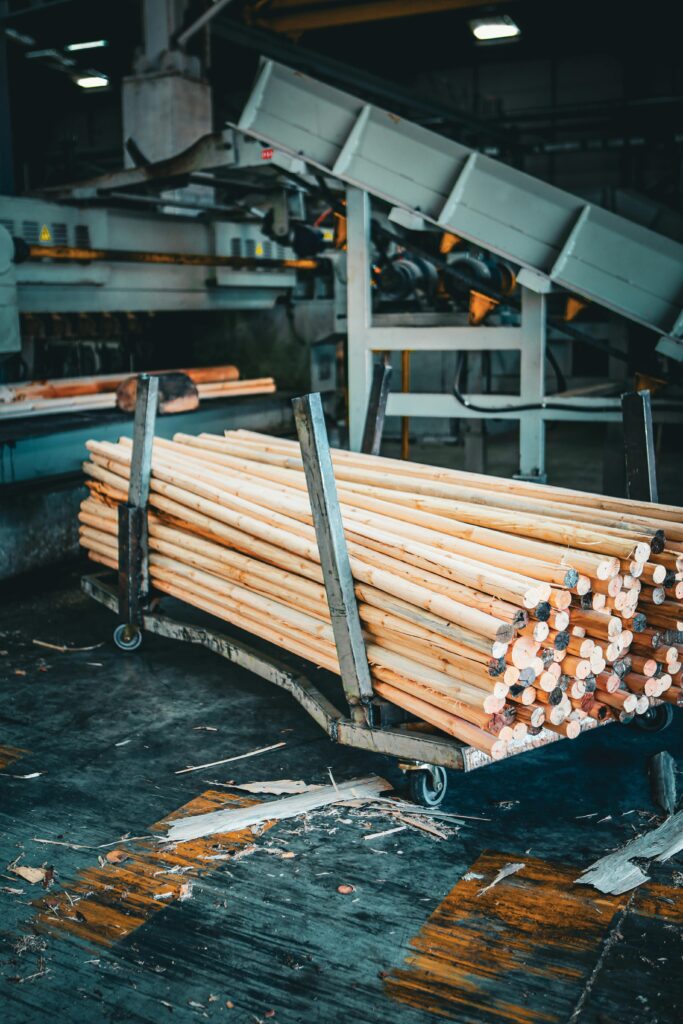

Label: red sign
[261,147,274,160]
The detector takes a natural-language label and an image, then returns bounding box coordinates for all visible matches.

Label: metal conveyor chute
[235,60,683,345]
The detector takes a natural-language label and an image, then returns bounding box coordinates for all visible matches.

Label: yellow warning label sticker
[322,228,334,242]
[255,242,264,256]
[39,224,52,243]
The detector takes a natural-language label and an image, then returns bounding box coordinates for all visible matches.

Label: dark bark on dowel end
[489,657,506,677]
[564,568,580,588]
[557,675,570,692]
[583,674,597,693]
[533,602,550,622]
[651,530,665,554]
[613,657,631,677]
[518,667,536,686]
[632,612,648,633]
[496,623,516,643]
[554,630,570,650]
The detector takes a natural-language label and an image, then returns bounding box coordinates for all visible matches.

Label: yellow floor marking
[34,791,273,947]
[0,744,28,770]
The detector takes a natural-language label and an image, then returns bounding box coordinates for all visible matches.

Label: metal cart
[82,373,673,807]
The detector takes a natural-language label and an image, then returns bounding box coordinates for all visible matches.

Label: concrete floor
[1,566,683,1024]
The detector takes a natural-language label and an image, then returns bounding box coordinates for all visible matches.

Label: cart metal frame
[82,376,671,805]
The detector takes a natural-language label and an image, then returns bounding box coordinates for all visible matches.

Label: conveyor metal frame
[233,62,683,475]
[236,61,683,341]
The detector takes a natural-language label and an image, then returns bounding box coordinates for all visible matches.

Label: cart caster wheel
[408,766,448,807]
[633,704,674,732]
[113,624,142,652]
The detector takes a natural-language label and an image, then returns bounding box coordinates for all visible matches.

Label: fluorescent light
[66,39,108,51]
[6,28,35,46]
[26,47,75,67]
[75,74,109,89]
[469,15,521,42]
[26,47,63,59]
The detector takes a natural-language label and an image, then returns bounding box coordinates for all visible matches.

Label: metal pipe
[176,0,237,48]
[25,244,317,271]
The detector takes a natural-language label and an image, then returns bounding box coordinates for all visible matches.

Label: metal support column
[360,359,392,455]
[293,392,374,723]
[622,389,658,502]
[346,187,374,451]
[518,287,547,480]
[0,2,15,195]
[117,375,159,646]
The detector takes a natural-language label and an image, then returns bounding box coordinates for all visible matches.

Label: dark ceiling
[2,0,681,206]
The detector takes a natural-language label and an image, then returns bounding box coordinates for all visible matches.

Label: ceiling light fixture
[5,28,35,46]
[469,15,521,43]
[75,73,109,89]
[66,39,108,51]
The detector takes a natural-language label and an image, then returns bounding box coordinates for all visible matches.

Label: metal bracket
[622,389,658,503]
[292,392,375,724]
[360,359,392,455]
[117,374,159,628]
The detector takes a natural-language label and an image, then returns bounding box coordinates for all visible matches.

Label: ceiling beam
[247,0,509,34]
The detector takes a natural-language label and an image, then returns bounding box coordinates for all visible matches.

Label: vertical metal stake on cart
[621,389,673,731]
[360,359,392,456]
[114,374,159,651]
[622,389,658,503]
[293,391,448,802]
[293,392,375,726]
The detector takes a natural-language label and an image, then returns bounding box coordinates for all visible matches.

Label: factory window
[263,241,272,258]
[74,225,91,248]
[22,221,39,243]
[52,223,68,245]
[230,237,242,257]
[245,238,256,257]
[277,245,285,259]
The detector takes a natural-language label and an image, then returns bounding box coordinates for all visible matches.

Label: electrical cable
[452,351,682,415]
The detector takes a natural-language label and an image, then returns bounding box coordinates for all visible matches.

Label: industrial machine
[3,37,683,578]
[235,60,683,478]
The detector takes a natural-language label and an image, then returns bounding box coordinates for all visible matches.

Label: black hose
[452,351,682,415]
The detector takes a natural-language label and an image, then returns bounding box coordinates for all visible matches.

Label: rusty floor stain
[34,791,273,947]
[384,850,683,1024]
[0,745,27,770]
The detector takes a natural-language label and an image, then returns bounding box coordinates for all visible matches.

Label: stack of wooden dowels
[79,428,683,761]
